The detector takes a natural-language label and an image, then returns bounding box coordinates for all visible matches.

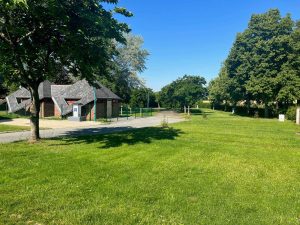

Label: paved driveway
[0,112,185,143]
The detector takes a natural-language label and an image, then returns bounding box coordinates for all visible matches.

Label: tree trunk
[264,103,269,118]
[29,86,40,142]
[232,102,236,114]
[246,100,251,115]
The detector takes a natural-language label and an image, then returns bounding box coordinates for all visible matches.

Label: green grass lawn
[0,124,30,133]
[0,111,28,120]
[0,110,299,225]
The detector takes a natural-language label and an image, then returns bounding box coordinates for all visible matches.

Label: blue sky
[115,0,300,91]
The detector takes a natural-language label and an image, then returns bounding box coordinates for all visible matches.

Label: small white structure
[68,103,85,121]
[278,114,285,122]
[296,108,300,125]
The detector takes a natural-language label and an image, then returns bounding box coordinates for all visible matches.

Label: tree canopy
[158,75,207,108]
[209,9,300,117]
[129,87,156,108]
[101,33,149,103]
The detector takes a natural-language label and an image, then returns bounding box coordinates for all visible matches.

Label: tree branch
[16,24,43,43]
[0,32,13,45]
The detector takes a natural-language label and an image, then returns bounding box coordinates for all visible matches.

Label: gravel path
[0,112,184,143]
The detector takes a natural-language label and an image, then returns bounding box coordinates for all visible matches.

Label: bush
[0,103,7,111]
[190,108,202,115]
[161,116,169,128]
[286,106,297,121]
[196,101,211,109]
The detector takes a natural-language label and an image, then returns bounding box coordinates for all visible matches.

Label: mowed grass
[0,110,299,225]
[0,124,30,133]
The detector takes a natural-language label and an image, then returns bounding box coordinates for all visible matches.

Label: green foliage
[210,9,300,117]
[101,33,150,103]
[0,0,130,87]
[196,101,211,109]
[0,74,8,96]
[129,87,156,108]
[208,65,231,105]
[158,75,207,108]
[160,116,169,128]
[0,0,131,139]
[286,106,297,121]
[0,111,299,224]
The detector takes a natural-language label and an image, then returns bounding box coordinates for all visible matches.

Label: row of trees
[209,9,300,117]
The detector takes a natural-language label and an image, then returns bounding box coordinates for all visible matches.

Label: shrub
[196,101,211,109]
[190,108,202,115]
[286,106,297,121]
[161,116,169,128]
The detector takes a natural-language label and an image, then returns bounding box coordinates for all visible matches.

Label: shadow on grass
[51,126,184,149]
[190,109,215,117]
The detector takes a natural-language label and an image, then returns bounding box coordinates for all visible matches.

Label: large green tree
[276,21,300,104]
[0,0,131,141]
[100,33,149,103]
[158,75,207,109]
[208,65,231,110]
[219,9,296,117]
[244,10,294,116]
[129,87,156,108]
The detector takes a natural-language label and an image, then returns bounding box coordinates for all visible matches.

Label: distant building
[6,80,121,119]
